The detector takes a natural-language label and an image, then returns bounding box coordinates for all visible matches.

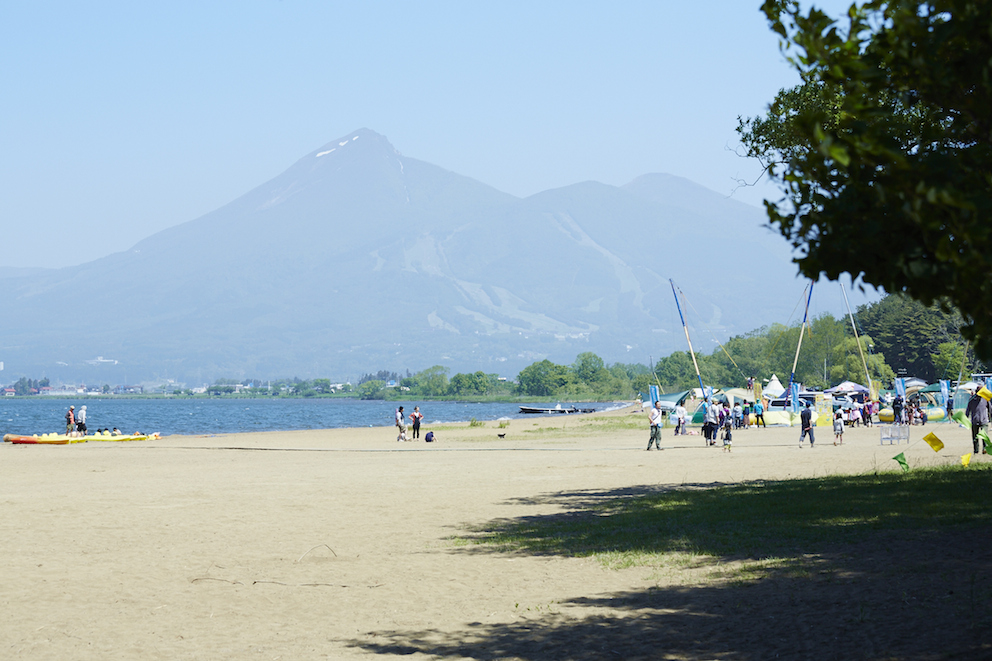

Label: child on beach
[721,412,733,451]
[834,410,844,445]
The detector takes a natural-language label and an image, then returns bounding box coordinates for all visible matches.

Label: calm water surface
[0,398,617,437]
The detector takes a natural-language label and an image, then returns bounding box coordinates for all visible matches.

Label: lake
[0,398,619,437]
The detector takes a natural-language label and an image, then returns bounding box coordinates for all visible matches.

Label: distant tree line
[6,377,50,395]
[652,294,978,392]
[194,294,977,400]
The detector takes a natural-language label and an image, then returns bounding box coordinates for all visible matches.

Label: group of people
[889,395,929,425]
[648,398,770,452]
[63,405,129,437]
[64,405,87,436]
[394,406,434,443]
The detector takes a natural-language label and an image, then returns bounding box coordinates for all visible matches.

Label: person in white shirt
[647,401,664,450]
[395,406,407,442]
[674,403,687,435]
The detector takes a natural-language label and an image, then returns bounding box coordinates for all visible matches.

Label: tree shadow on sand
[348,468,992,660]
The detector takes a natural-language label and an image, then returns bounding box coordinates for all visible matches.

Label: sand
[2,407,989,660]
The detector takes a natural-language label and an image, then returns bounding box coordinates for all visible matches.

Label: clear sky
[2,1,855,269]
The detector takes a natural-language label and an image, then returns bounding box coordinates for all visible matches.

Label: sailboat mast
[670,280,706,397]
[785,282,814,410]
[840,283,873,395]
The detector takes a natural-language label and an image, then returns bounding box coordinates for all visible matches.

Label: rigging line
[785,281,814,411]
[670,279,705,396]
[765,283,812,358]
[840,283,873,394]
[674,284,748,381]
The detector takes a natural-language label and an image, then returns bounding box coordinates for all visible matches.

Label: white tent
[763,374,786,398]
[825,380,869,394]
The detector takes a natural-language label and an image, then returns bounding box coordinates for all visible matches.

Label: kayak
[4,434,87,444]
[88,432,159,442]
[3,432,160,444]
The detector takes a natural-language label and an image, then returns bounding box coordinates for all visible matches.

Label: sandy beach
[2,406,989,660]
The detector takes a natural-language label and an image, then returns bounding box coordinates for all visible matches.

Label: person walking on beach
[799,401,815,448]
[674,402,687,435]
[76,405,87,435]
[395,406,408,442]
[833,410,844,445]
[409,406,424,440]
[65,405,75,435]
[754,400,766,428]
[647,401,663,450]
[703,400,721,446]
[965,388,992,454]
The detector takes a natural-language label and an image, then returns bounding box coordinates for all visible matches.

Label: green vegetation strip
[466,465,992,567]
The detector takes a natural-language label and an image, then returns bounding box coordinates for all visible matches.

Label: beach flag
[649,385,660,406]
[922,432,944,453]
[979,386,992,401]
[952,409,969,426]
[893,452,909,472]
[962,453,972,467]
[941,380,950,403]
[895,378,906,398]
[979,428,992,454]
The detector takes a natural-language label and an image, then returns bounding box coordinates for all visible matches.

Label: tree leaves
[741,0,992,358]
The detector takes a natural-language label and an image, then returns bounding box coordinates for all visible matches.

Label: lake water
[0,398,618,437]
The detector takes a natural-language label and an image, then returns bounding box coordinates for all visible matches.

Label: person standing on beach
[647,401,663,450]
[65,405,75,435]
[965,388,992,454]
[76,405,87,435]
[395,406,407,442]
[409,406,423,440]
[799,401,815,447]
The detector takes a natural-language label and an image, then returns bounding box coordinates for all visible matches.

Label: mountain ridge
[0,129,851,384]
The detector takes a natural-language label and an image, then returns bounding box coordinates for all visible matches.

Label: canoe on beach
[3,434,87,444]
[3,432,160,444]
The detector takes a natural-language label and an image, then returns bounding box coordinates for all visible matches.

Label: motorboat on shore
[518,404,595,414]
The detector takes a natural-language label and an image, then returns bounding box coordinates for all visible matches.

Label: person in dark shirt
[799,402,815,448]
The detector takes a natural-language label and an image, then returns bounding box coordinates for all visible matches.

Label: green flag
[893,452,909,472]
[952,410,969,425]
[979,428,992,454]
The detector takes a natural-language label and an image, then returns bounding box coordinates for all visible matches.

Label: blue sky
[2,1,855,269]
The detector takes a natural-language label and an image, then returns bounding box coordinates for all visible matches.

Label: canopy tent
[762,374,786,398]
[655,390,691,406]
[825,381,869,395]
[722,387,756,406]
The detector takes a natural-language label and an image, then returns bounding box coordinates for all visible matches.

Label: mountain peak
[308,128,397,159]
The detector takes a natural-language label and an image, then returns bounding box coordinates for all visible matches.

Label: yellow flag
[962,453,972,466]
[979,386,992,401]
[923,432,944,452]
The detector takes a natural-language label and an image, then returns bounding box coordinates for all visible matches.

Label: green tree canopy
[517,360,571,396]
[740,0,992,358]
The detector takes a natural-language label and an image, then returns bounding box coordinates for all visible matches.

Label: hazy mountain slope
[0,129,816,383]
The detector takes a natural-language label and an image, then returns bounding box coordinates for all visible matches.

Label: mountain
[0,129,824,385]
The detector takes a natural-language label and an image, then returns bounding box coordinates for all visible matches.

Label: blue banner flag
[790,383,801,412]
[940,380,950,404]
[649,385,660,406]
[895,378,906,398]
